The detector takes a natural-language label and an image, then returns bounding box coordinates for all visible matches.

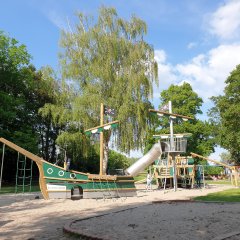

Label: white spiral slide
[125,142,162,177]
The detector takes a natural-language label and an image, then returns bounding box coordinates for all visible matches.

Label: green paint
[43,161,135,192]
[43,162,88,180]
[188,158,194,165]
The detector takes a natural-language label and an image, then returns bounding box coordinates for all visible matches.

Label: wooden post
[233,167,239,187]
[0,144,5,190]
[99,103,104,175]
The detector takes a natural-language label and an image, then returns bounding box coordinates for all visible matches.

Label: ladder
[15,153,33,193]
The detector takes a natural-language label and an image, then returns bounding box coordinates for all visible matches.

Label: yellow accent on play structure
[191,152,239,187]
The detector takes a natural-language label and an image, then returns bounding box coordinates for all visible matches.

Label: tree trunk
[102,133,111,175]
[103,140,109,175]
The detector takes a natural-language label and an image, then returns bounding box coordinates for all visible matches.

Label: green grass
[194,188,240,202]
[134,175,146,182]
[134,170,147,182]
[205,180,232,185]
[0,185,40,194]
[205,179,240,186]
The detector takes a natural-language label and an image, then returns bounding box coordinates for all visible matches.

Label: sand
[0,184,239,240]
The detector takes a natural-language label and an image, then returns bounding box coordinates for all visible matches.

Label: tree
[219,152,232,164]
[38,66,102,168]
[0,31,67,166]
[209,65,240,164]
[108,150,130,171]
[152,83,215,157]
[58,7,158,174]
[0,32,58,182]
[0,31,38,152]
[35,66,69,162]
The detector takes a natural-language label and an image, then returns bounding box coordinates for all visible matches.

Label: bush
[204,166,223,175]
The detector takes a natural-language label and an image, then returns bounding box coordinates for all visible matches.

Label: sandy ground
[0,184,239,240]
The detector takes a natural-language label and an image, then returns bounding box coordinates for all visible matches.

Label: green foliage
[153,83,215,156]
[56,132,100,173]
[0,31,69,166]
[44,6,159,173]
[108,150,130,170]
[59,6,158,154]
[0,31,38,152]
[209,65,240,164]
[37,66,81,162]
[220,151,233,164]
[160,83,203,117]
[204,166,223,175]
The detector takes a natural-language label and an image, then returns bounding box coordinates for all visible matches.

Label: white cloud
[154,49,167,63]
[153,50,177,98]
[46,10,67,30]
[207,0,240,40]
[29,1,68,30]
[153,44,240,104]
[176,43,240,100]
[187,42,198,49]
[151,50,177,108]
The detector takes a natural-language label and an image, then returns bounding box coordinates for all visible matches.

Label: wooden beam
[88,174,117,181]
[0,138,43,164]
[149,109,194,120]
[84,120,119,133]
[0,138,49,199]
[190,152,234,169]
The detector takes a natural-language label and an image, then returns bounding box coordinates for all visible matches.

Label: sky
[1,0,240,159]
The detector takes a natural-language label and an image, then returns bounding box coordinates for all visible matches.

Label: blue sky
[1,0,240,159]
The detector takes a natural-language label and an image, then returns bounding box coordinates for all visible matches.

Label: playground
[1,103,240,239]
[1,3,240,239]
[1,184,239,240]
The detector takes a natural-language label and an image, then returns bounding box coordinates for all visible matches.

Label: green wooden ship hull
[0,138,136,199]
[43,161,136,199]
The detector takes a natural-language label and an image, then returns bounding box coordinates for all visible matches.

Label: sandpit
[66,202,240,240]
[0,184,239,240]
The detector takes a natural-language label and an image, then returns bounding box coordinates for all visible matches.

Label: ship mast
[100,103,104,175]
[149,101,194,191]
[84,103,118,176]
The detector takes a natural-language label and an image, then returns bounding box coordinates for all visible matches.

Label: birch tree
[59,7,158,173]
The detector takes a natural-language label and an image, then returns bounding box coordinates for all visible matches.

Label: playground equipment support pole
[169,101,177,192]
[169,101,174,151]
[99,103,104,175]
[0,143,5,190]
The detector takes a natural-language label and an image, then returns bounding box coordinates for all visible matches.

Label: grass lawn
[134,171,147,182]
[205,179,235,185]
[0,184,40,194]
[194,188,240,202]
[134,175,146,182]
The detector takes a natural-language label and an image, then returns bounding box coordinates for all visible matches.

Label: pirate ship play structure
[0,104,137,199]
[0,103,238,199]
[0,103,163,199]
